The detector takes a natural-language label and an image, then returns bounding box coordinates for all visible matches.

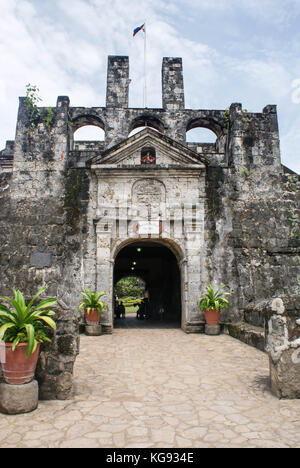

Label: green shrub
[0,286,57,357]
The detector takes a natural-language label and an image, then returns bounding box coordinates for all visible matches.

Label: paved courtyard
[0,326,300,448]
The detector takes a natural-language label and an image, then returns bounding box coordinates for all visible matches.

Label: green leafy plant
[115,276,145,298]
[242,167,249,177]
[198,284,230,311]
[242,108,252,123]
[118,297,144,306]
[0,286,57,357]
[78,288,109,316]
[26,83,42,133]
[287,175,298,192]
[45,107,54,129]
[25,84,55,133]
[223,108,230,128]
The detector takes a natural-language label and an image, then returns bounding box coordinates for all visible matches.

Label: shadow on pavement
[114,316,181,329]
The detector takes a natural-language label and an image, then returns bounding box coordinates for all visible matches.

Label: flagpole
[144,21,147,108]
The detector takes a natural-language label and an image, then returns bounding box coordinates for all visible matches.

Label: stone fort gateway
[0,56,299,400]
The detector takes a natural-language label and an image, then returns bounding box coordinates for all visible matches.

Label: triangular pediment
[89,128,207,168]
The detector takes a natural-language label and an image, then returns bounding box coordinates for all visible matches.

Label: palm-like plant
[78,288,108,316]
[198,284,230,311]
[0,286,57,357]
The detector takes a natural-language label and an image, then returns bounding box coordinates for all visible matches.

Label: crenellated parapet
[0,141,14,172]
[1,55,283,175]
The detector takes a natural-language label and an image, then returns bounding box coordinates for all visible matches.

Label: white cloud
[229,59,292,100]
[291,79,300,104]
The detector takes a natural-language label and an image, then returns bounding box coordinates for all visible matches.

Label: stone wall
[205,103,299,325]
[0,97,88,399]
[0,55,299,399]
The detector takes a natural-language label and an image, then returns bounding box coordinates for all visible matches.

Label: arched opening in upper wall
[128,115,165,138]
[70,115,105,151]
[186,127,217,144]
[185,117,225,153]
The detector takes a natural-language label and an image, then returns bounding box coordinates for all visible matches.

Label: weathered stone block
[0,380,38,414]
[101,324,113,334]
[57,334,78,355]
[266,296,300,399]
[38,371,73,400]
[85,324,102,336]
[205,324,221,335]
[184,322,205,334]
[269,352,300,399]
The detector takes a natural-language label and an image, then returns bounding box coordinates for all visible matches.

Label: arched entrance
[113,240,182,328]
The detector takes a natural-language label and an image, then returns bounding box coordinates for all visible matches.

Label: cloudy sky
[0,0,299,172]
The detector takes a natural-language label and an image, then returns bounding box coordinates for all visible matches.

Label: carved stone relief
[132,178,166,207]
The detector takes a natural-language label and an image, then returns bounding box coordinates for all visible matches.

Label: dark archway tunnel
[113,242,181,327]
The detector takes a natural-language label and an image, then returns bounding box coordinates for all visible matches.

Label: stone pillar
[266,297,300,399]
[106,55,130,108]
[162,57,185,111]
[37,305,79,400]
[95,221,113,333]
[183,217,204,333]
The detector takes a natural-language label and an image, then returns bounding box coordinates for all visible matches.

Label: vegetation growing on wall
[287,174,298,193]
[63,170,83,235]
[25,83,41,135]
[25,84,55,134]
[45,107,54,129]
[223,109,230,128]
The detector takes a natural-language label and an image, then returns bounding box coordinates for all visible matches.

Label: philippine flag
[133,23,145,37]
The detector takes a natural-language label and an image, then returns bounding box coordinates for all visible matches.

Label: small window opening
[141,146,156,165]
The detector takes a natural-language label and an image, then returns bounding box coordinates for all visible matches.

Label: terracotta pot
[84,308,100,325]
[204,309,220,325]
[0,342,40,385]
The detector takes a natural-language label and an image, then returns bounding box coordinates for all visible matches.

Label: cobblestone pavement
[1,325,300,448]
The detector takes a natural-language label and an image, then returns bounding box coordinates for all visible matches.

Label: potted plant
[78,288,108,326]
[198,284,230,325]
[0,286,57,385]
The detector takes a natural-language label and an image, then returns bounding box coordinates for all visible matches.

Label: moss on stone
[63,169,83,235]
[227,324,240,338]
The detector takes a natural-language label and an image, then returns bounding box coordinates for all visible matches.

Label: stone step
[225,322,265,352]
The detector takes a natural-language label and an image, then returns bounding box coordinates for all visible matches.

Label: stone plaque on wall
[30,247,52,268]
[136,220,162,235]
